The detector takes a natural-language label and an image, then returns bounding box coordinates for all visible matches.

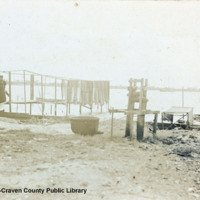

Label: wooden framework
[0,70,110,118]
[109,78,160,141]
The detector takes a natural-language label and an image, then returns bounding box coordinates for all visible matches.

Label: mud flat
[0,117,199,200]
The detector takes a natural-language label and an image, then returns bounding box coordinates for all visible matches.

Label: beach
[0,117,199,200]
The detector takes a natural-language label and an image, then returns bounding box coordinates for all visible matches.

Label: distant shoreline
[6,81,200,93]
[110,86,200,92]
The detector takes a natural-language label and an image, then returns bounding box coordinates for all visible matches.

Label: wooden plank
[0,111,30,119]
[5,100,40,104]
[0,111,70,121]
[125,110,160,115]
[109,109,160,115]
[36,98,66,104]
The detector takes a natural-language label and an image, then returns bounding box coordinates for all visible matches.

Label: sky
[0,0,200,88]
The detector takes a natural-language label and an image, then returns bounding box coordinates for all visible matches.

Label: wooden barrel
[70,116,99,135]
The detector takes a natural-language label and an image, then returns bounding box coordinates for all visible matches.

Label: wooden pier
[0,70,110,119]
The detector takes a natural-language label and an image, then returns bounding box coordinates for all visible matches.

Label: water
[3,85,200,121]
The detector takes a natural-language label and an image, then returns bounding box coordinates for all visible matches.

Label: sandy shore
[0,117,200,200]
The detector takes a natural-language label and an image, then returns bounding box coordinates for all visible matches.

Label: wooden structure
[0,70,110,118]
[109,78,159,141]
[161,107,193,129]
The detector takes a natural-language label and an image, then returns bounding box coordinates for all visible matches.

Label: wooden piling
[137,115,145,141]
[125,80,135,138]
[153,113,158,139]
[136,79,147,141]
[9,72,12,112]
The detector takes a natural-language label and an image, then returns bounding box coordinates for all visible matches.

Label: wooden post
[30,74,34,115]
[153,113,158,139]
[125,79,135,138]
[64,80,68,117]
[90,104,93,114]
[79,104,82,115]
[137,79,147,141]
[139,79,144,111]
[66,103,68,116]
[137,115,145,141]
[9,72,12,112]
[41,75,44,116]
[162,113,164,130]
[16,96,18,112]
[182,87,184,107]
[30,74,34,100]
[50,105,52,115]
[111,108,114,138]
[79,81,82,115]
[129,111,134,140]
[55,78,57,116]
[23,71,27,113]
[30,103,32,115]
[182,87,184,120]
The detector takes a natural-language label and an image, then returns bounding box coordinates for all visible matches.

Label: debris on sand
[172,145,200,157]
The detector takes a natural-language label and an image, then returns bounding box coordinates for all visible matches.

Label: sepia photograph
[0,0,200,199]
